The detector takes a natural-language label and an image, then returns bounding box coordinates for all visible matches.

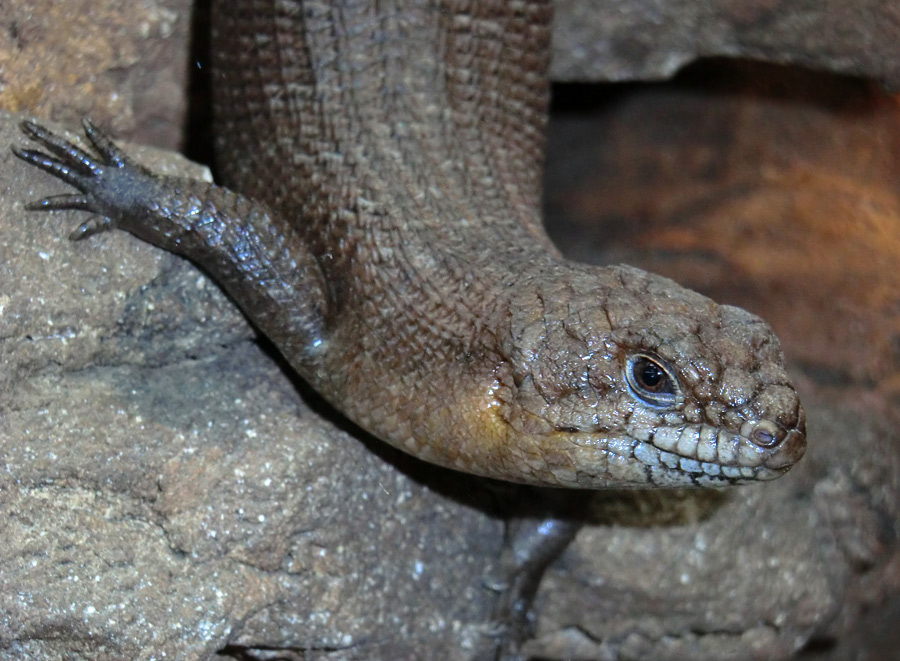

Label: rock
[551,0,900,89]
[0,0,192,149]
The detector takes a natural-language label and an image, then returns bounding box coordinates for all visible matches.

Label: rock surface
[551,0,900,89]
[2,2,900,660]
[1,0,191,149]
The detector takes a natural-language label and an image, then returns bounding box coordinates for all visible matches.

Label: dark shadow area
[183,0,214,167]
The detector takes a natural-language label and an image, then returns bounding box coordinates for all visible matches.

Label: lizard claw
[69,216,114,241]
[12,118,154,235]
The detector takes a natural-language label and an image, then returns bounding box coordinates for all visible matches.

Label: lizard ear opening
[625,353,679,409]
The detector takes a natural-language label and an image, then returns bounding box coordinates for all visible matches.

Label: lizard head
[491,263,806,488]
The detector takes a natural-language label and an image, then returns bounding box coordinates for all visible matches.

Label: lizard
[11,0,806,657]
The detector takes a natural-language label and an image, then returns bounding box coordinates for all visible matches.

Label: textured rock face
[0,0,191,149]
[551,0,900,89]
[2,2,900,660]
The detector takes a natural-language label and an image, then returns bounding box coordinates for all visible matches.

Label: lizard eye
[625,353,679,409]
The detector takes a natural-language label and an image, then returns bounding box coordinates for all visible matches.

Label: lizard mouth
[623,404,807,485]
[537,406,806,489]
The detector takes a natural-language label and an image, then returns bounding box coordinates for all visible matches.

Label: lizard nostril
[741,419,785,448]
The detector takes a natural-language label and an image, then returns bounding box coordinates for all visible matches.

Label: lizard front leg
[13,119,329,369]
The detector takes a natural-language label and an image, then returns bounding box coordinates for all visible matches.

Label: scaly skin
[206,0,805,487]
[12,0,806,655]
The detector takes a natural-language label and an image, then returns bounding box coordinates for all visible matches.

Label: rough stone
[551,0,900,89]
[0,0,192,149]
